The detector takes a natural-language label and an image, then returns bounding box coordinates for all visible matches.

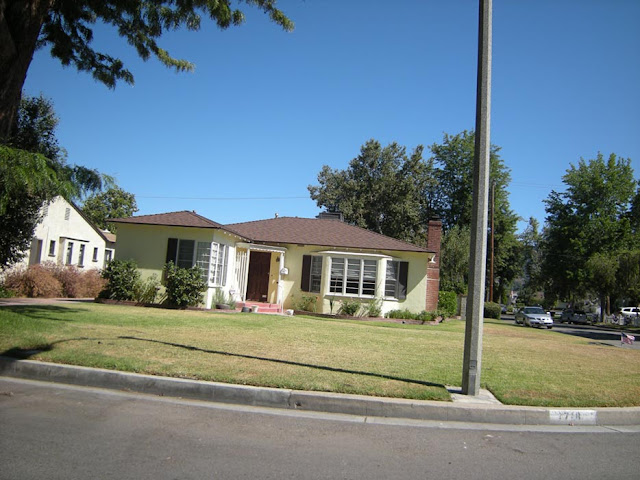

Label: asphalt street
[501,314,640,350]
[1,377,639,480]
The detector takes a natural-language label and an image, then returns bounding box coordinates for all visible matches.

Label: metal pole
[462,0,492,396]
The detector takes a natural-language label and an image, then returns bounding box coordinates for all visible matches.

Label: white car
[621,307,640,326]
[515,306,554,329]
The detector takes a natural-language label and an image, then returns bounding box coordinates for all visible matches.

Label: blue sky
[23,0,640,232]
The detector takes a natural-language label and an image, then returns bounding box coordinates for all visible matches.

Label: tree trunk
[0,0,53,140]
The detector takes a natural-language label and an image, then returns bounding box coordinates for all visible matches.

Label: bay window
[329,257,377,297]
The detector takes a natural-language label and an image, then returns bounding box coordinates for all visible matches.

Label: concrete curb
[1,356,639,426]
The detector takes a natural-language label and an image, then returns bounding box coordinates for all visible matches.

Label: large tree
[0,0,293,139]
[82,185,138,232]
[308,139,437,246]
[429,130,520,298]
[541,153,638,302]
[0,94,106,268]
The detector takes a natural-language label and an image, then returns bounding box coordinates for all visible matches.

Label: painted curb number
[549,409,597,425]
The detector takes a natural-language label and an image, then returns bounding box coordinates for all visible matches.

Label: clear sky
[22,0,640,232]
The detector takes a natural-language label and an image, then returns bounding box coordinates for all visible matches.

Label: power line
[137,195,309,201]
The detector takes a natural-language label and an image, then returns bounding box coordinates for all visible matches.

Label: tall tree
[541,153,637,301]
[429,130,520,297]
[82,186,138,232]
[0,0,294,139]
[308,140,437,245]
[440,225,470,294]
[516,217,543,304]
[0,94,107,269]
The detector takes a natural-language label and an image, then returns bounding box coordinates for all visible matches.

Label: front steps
[236,301,282,314]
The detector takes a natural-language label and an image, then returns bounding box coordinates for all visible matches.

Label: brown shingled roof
[110,211,250,239]
[227,217,431,253]
[110,210,225,229]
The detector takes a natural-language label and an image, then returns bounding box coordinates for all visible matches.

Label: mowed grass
[0,302,638,407]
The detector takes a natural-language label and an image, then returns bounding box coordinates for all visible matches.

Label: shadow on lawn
[0,305,87,322]
[118,335,446,389]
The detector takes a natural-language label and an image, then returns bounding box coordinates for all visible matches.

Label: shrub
[3,264,63,298]
[292,293,318,312]
[52,265,83,298]
[484,301,501,319]
[164,262,206,308]
[362,298,382,317]
[416,310,440,323]
[0,284,15,298]
[338,298,361,316]
[438,290,458,318]
[100,259,140,301]
[133,275,161,304]
[386,309,417,320]
[213,288,236,309]
[79,269,107,298]
[53,265,106,298]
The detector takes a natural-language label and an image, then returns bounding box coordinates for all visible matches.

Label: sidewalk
[1,356,638,427]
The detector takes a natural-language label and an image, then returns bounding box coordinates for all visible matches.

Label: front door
[246,251,271,301]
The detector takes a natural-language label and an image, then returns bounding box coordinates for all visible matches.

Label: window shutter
[301,255,312,292]
[397,261,409,300]
[166,238,178,265]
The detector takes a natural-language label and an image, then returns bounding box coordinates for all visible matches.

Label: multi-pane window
[385,261,399,297]
[329,257,377,297]
[176,239,195,269]
[196,241,211,283]
[330,258,344,293]
[66,242,74,265]
[78,244,85,267]
[310,256,323,293]
[166,238,228,286]
[210,243,228,286]
[384,260,408,299]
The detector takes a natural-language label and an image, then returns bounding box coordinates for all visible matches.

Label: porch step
[237,302,282,314]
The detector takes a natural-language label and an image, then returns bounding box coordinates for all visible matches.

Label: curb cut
[1,356,639,426]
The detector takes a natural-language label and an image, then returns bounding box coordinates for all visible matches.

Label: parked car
[620,307,640,326]
[620,307,640,318]
[559,308,590,324]
[515,306,554,329]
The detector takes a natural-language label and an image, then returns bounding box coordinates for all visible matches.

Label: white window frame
[210,243,228,287]
[78,244,86,267]
[65,241,74,265]
[329,257,377,298]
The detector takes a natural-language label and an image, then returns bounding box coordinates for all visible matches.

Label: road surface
[1,377,638,480]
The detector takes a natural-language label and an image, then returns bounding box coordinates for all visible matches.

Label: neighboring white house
[16,196,115,270]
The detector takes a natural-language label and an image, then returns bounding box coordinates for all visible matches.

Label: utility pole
[462,0,492,396]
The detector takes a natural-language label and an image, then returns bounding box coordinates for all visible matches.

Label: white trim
[316,250,392,259]
[236,242,287,253]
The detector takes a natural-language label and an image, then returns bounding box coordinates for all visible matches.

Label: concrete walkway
[1,356,638,427]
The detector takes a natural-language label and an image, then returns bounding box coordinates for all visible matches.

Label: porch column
[276,252,285,307]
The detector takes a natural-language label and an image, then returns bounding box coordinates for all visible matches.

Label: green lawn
[1,302,638,407]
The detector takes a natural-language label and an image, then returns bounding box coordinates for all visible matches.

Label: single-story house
[15,196,116,270]
[110,211,441,315]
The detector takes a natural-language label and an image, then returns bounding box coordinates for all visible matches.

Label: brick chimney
[425,218,442,312]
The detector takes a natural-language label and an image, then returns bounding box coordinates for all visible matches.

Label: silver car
[515,306,553,329]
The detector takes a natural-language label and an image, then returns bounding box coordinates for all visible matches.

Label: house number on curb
[549,409,597,425]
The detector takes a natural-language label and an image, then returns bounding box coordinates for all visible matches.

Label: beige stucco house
[16,196,115,270]
[111,211,442,315]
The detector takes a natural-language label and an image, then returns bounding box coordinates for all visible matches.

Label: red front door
[246,251,271,301]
